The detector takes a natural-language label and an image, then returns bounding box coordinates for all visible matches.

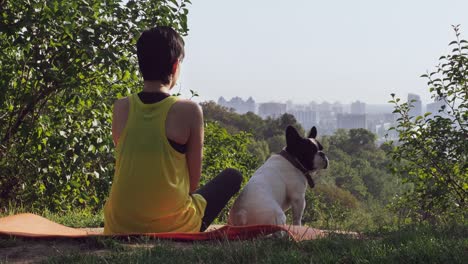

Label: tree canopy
[0,0,191,210]
[389,26,467,222]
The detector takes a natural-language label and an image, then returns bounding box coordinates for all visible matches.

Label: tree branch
[1,85,56,148]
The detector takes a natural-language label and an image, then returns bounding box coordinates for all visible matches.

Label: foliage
[302,184,359,228]
[202,122,260,222]
[295,128,398,230]
[266,113,305,139]
[247,139,269,163]
[202,122,259,181]
[202,99,399,229]
[200,101,304,156]
[0,0,191,211]
[265,134,285,154]
[200,101,264,136]
[389,25,468,223]
[0,203,104,228]
[201,102,398,228]
[318,129,397,203]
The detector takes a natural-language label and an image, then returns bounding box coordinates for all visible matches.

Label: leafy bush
[201,101,304,153]
[319,129,397,203]
[0,0,191,212]
[302,184,358,227]
[202,122,260,222]
[389,25,467,223]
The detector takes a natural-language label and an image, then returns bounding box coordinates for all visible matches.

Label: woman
[104,26,242,234]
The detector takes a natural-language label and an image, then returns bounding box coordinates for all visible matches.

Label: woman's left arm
[184,101,204,193]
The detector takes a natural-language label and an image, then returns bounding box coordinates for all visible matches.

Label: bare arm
[185,102,204,193]
[111,97,129,146]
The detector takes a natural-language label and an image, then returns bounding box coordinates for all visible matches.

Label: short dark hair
[136,26,185,84]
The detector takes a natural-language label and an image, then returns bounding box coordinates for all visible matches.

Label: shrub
[0,0,191,212]
[389,25,467,223]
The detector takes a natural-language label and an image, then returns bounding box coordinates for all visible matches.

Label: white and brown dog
[228,125,328,226]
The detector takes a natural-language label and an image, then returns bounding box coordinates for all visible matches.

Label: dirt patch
[0,238,97,263]
[0,235,201,263]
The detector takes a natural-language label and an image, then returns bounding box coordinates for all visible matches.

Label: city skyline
[179,0,468,105]
[216,93,444,141]
[213,93,438,114]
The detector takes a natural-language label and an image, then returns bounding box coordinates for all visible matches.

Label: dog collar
[279,149,315,188]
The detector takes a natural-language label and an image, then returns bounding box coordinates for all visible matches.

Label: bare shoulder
[113,97,130,112]
[172,99,203,118]
[112,97,130,145]
[173,98,201,110]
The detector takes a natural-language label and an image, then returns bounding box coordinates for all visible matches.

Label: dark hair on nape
[136,26,185,84]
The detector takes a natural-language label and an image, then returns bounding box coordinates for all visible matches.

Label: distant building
[376,122,399,143]
[366,104,394,114]
[286,100,294,111]
[336,113,367,129]
[350,100,366,114]
[407,93,422,118]
[383,113,397,123]
[366,113,397,134]
[318,101,332,112]
[258,102,287,119]
[309,101,318,111]
[318,116,337,135]
[426,97,448,119]
[288,108,318,131]
[332,102,344,114]
[245,97,256,113]
[217,96,256,114]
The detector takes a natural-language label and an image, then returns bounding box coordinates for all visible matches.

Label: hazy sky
[179,0,468,104]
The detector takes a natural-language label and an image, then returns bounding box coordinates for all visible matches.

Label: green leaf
[84,27,94,34]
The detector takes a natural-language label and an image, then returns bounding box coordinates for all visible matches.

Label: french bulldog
[228,125,328,226]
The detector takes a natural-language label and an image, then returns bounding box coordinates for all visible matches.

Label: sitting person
[104,26,242,234]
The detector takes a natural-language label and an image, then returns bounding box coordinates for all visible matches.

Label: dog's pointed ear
[308,126,317,139]
[286,125,301,147]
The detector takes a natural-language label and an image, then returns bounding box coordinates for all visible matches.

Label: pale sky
[178,0,468,105]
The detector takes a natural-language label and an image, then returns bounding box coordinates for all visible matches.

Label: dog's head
[285,126,328,172]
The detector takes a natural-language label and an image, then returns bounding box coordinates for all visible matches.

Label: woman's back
[104,26,242,234]
[103,94,206,234]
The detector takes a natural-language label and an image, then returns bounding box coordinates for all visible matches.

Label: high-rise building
[336,113,367,129]
[426,97,448,119]
[288,108,318,131]
[351,100,366,114]
[218,96,227,105]
[217,96,256,114]
[309,101,318,111]
[258,102,287,119]
[407,93,422,118]
[313,101,336,135]
[245,96,256,113]
[317,111,336,135]
[318,101,332,112]
[332,101,344,114]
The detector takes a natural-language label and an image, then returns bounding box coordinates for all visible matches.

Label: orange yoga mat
[0,213,329,242]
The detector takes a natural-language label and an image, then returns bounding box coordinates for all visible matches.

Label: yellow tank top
[104,94,206,234]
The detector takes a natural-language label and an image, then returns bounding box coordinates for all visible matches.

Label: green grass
[0,204,104,228]
[39,227,467,264]
[1,208,466,263]
[0,225,462,264]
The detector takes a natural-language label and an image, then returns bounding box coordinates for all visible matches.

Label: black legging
[195,168,243,231]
